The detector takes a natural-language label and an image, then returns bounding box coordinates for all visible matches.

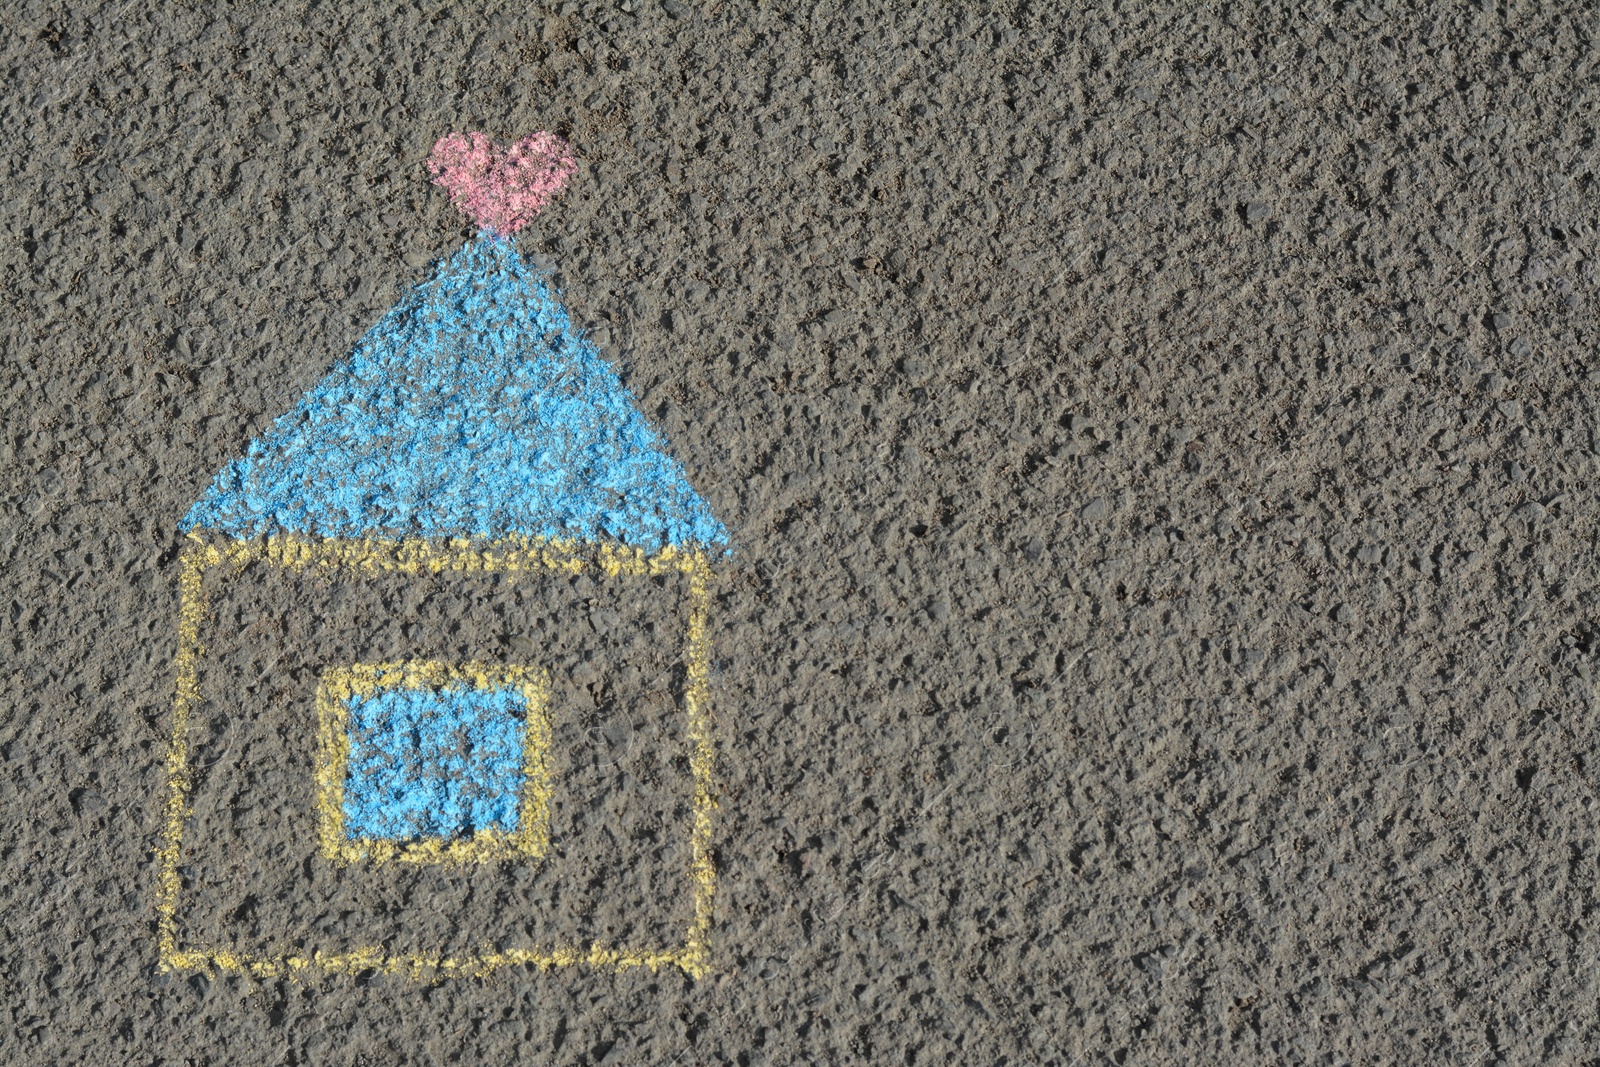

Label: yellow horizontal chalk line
[167,940,698,981]
[159,532,721,982]
[191,529,709,579]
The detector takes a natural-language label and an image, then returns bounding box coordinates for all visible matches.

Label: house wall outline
[159,532,718,981]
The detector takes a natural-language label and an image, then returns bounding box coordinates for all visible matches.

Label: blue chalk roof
[184,236,727,550]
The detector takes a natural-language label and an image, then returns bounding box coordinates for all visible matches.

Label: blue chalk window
[315,662,551,865]
[342,685,527,841]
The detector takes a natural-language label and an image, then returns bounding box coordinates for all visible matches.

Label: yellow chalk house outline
[157,531,718,981]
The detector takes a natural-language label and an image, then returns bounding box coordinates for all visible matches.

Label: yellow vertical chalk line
[681,550,717,978]
[157,535,215,972]
[314,670,353,865]
[520,670,554,858]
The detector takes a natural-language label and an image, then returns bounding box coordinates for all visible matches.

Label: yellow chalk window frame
[315,660,553,867]
[157,532,718,981]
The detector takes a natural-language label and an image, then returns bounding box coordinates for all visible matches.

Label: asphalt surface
[4,3,1600,1064]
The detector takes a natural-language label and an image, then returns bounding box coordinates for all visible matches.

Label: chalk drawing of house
[157,133,727,981]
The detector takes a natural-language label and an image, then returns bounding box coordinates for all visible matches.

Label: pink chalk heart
[426,131,577,236]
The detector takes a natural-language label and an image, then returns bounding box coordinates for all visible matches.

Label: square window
[314,661,553,866]
[344,685,526,840]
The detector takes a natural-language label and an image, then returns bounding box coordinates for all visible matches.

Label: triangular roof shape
[184,237,727,551]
